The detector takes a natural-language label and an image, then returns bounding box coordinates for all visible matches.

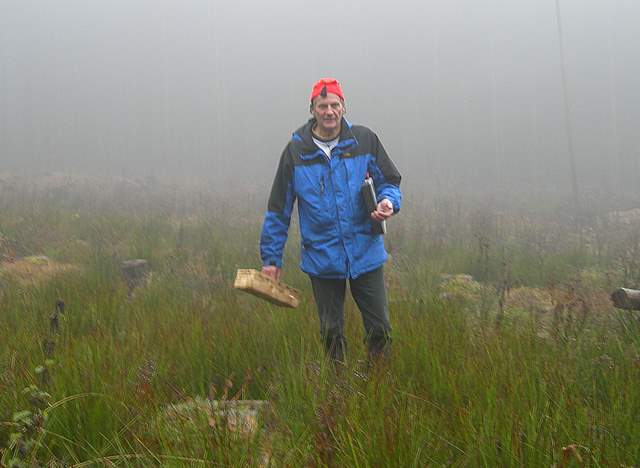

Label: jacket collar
[294,118,358,161]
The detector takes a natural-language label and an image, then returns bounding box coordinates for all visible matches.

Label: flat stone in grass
[155,397,274,465]
[505,287,554,316]
[0,255,78,286]
[606,207,640,224]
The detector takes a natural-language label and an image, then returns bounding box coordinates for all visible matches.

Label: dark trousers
[309,266,391,363]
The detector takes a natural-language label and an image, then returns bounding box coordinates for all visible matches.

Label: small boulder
[438,274,485,304]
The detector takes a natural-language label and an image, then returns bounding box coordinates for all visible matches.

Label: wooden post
[122,259,149,295]
[611,288,640,310]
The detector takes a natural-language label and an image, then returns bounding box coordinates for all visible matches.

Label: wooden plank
[233,269,300,308]
[611,287,640,311]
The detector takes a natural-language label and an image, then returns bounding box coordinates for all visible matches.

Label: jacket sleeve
[368,132,402,213]
[260,145,296,268]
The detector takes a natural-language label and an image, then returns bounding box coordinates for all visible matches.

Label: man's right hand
[261,265,282,282]
[370,198,394,222]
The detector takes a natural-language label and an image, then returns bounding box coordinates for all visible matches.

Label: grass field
[1,178,639,466]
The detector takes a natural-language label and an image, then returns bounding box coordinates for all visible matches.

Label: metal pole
[554,0,580,213]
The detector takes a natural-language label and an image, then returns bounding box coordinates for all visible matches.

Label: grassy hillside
[1,180,639,466]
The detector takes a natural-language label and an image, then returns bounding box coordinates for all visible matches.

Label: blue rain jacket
[260,118,402,279]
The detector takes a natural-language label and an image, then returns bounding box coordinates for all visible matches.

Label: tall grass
[0,181,639,466]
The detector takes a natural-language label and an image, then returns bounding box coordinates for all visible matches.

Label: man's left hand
[370,199,394,222]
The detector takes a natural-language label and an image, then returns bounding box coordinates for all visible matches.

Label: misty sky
[1,0,639,199]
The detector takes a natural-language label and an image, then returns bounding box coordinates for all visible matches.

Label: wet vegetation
[1,177,639,466]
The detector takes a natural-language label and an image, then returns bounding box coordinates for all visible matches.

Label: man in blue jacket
[260,78,402,364]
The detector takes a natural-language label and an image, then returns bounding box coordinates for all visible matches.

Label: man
[260,78,402,363]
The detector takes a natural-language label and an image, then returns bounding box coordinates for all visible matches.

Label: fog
[1,0,639,202]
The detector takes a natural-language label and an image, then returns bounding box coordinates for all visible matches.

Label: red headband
[310,78,344,102]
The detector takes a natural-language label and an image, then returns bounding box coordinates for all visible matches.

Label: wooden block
[611,287,640,310]
[233,269,300,308]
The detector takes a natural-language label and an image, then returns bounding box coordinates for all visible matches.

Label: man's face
[310,93,345,135]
